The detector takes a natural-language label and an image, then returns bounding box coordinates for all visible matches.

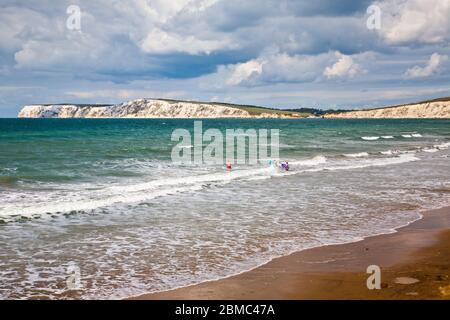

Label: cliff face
[19,98,450,119]
[18,99,255,118]
[18,104,112,118]
[325,101,450,119]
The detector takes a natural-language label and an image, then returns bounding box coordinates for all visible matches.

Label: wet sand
[132,206,450,300]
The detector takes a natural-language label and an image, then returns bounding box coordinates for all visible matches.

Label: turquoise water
[1,118,450,299]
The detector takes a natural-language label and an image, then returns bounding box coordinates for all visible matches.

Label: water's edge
[127,203,450,300]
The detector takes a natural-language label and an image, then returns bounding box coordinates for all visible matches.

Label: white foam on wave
[279,143,296,148]
[402,134,412,138]
[344,152,369,158]
[417,141,450,154]
[0,152,422,221]
[380,149,415,156]
[106,166,273,193]
[361,136,379,141]
[0,165,282,221]
[287,153,419,177]
[0,184,204,221]
[290,155,327,166]
[381,136,394,139]
[411,134,422,138]
[434,142,450,150]
[323,153,419,171]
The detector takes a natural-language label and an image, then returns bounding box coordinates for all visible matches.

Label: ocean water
[0,118,449,299]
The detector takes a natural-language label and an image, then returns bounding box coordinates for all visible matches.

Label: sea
[0,118,449,299]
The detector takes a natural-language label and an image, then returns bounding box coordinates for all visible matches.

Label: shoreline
[131,206,450,300]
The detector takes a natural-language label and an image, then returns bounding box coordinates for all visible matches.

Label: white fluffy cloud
[8,4,144,70]
[4,0,228,70]
[376,0,450,45]
[324,53,364,79]
[0,6,59,52]
[222,52,331,86]
[141,28,232,55]
[262,52,333,82]
[226,60,264,85]
[216,51,366,86]
[405,53,448,78]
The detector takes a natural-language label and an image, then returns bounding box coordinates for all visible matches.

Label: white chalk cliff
[18,99,261,118]
[325,101,450,119]
[18,97,450,119]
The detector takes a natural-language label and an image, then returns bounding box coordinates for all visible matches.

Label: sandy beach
[133,206,450,300]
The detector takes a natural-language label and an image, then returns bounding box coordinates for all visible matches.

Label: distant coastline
[17,96,450,119]
[326,97,450,119]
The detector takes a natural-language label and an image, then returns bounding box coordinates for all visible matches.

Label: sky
[0,0,450,117]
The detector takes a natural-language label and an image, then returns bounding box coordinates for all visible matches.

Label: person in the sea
[226,160,232,171]
[268,159,275,168]
[280,161,289,171]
